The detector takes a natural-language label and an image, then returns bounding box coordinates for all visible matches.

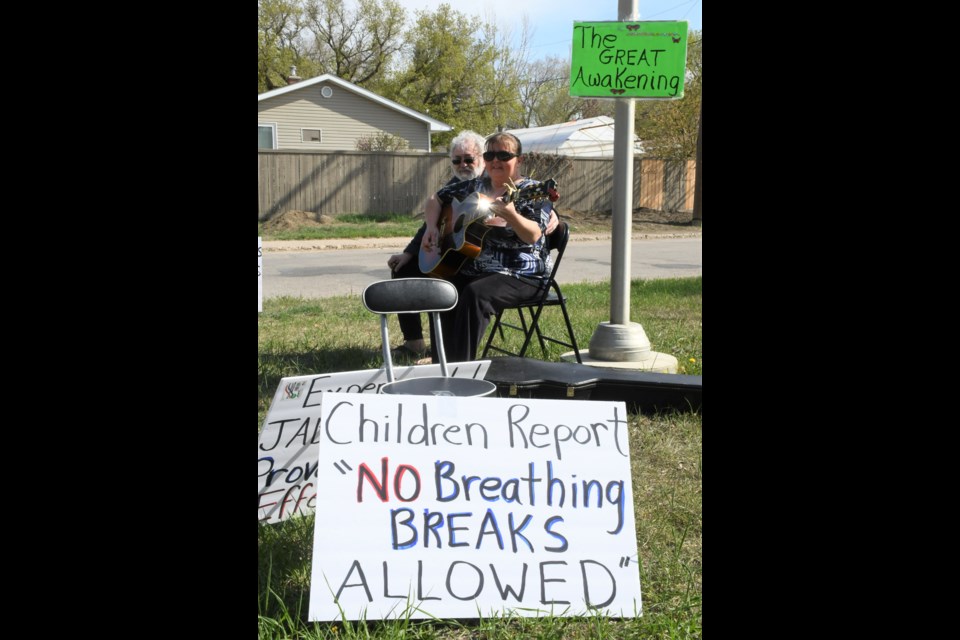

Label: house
[505,116,643,157]
[258,73,452,152]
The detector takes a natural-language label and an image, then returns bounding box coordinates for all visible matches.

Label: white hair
[449,130,486,156]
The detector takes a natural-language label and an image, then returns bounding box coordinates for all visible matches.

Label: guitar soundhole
[454,216,464,233]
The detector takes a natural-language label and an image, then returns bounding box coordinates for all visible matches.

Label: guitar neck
[499,178,558,205]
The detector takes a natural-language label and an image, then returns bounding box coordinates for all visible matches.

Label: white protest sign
[258,361,492,524]
[308,393,641,620]
[258,237,263,312]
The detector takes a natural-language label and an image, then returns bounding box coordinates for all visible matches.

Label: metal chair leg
[557,296,582,364]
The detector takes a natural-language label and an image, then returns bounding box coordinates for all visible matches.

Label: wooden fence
[258,150,695,220]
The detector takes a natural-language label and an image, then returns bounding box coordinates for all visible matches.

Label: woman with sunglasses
[421,132,555,362]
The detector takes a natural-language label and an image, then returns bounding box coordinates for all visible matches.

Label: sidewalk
[261,228,701,252]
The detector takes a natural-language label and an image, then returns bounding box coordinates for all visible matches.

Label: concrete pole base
[588,321,651,360]
[566,322,678,373]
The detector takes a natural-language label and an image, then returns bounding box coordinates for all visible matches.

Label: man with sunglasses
[386,130,487,358]
[421,132,556,363]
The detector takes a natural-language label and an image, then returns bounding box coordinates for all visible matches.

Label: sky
[391,0,702,61]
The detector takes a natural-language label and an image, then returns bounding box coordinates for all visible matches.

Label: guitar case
[485,356,702,414]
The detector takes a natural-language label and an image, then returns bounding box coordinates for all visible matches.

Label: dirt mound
[261,210,334,231]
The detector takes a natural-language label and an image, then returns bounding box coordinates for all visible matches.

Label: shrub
[355,132,409,151]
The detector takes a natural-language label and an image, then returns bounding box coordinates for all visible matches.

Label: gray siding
[258,81,431,151]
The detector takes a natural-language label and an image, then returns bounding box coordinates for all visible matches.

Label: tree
[476,12,531,131]
[378,4,496,146]
[373,4,538,145]
[258,0,316,92]
[259,0,405,92]
[634,31,702,159]
[303,0,406,85]
[516,57,565,128]
[258,3,701,158]
[513,56,617,128]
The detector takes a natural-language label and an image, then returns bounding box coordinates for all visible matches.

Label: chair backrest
[545,220,570,280]
[362,278,458,381]
[363,277,458,314]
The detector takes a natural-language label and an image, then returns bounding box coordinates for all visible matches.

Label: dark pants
[391,255,427,341]
[432,273,541,362]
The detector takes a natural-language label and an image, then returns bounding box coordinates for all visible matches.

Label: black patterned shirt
[435,176,552,280]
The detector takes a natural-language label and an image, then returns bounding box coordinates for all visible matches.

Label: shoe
[391,344,427,359]
[415,356,433,365]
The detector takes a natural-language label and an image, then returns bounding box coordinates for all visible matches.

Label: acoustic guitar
[418,179,559,279]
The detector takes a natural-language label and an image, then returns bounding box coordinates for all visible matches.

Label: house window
[301,128,322,143]
[258,124,276,149]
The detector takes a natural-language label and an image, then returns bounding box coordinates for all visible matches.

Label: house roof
[505,116,643,157]
[258,74,452,133]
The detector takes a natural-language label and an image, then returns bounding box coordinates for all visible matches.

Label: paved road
[261,236,702,299]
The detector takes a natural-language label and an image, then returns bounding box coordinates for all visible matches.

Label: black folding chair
[481,220,583,363]
[363,278,498,396]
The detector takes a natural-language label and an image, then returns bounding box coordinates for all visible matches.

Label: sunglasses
[451,156,476,165]
[483,150,518,162]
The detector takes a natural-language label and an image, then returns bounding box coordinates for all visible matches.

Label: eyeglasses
[451,156,476,165]
[483,150,518,162]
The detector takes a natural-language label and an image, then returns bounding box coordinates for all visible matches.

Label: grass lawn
[260,214,424,241]
[258,277,702,639]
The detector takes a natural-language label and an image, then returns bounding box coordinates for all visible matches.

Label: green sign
[570,21,688,99]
